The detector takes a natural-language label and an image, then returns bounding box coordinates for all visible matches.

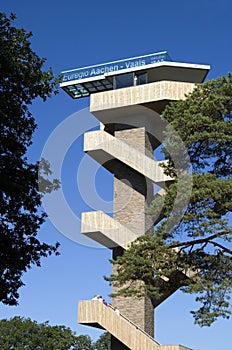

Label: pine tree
[106,73,232,327]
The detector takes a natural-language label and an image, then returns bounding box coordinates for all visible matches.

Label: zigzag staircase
[60,54,210,350]
[79,106,192,347]
[78,300,191,350]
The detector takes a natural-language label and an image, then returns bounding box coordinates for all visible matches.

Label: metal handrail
[106,303,160,346]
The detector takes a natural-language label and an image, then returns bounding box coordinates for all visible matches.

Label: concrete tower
[60,51,210,350]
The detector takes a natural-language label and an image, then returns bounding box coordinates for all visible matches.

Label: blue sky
[0,1,232,349]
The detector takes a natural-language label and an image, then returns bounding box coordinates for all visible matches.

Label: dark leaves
[0,12,60,305]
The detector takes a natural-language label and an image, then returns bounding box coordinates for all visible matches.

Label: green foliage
[106,73,232,327]
[0,12,60,305]
[94,331,111,350]
[0,317,110,350]
[74,334,94,350]
[0,317,77,350]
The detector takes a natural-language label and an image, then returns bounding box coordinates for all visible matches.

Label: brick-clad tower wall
[111,126,155,346]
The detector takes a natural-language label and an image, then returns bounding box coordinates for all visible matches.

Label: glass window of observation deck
[114,73,134,89]
[113,72,147,89]
[136,72,147,85]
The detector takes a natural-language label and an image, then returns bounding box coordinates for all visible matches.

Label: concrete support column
[111,126,155,341]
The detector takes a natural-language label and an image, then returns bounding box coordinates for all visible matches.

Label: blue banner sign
[61,51,171,83]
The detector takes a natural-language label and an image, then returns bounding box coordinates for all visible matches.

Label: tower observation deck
[61,51,210,350]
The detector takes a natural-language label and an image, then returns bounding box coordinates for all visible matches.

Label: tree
[0,12,60,306]
[0,317,110,350]
[94,332,111,350]
[106,74,232,326]
[0,316,86,350]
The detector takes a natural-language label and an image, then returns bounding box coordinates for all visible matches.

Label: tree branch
[209,240,232,255]
[170,231,231,253]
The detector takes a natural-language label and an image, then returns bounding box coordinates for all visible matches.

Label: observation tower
[60,51,210,350]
